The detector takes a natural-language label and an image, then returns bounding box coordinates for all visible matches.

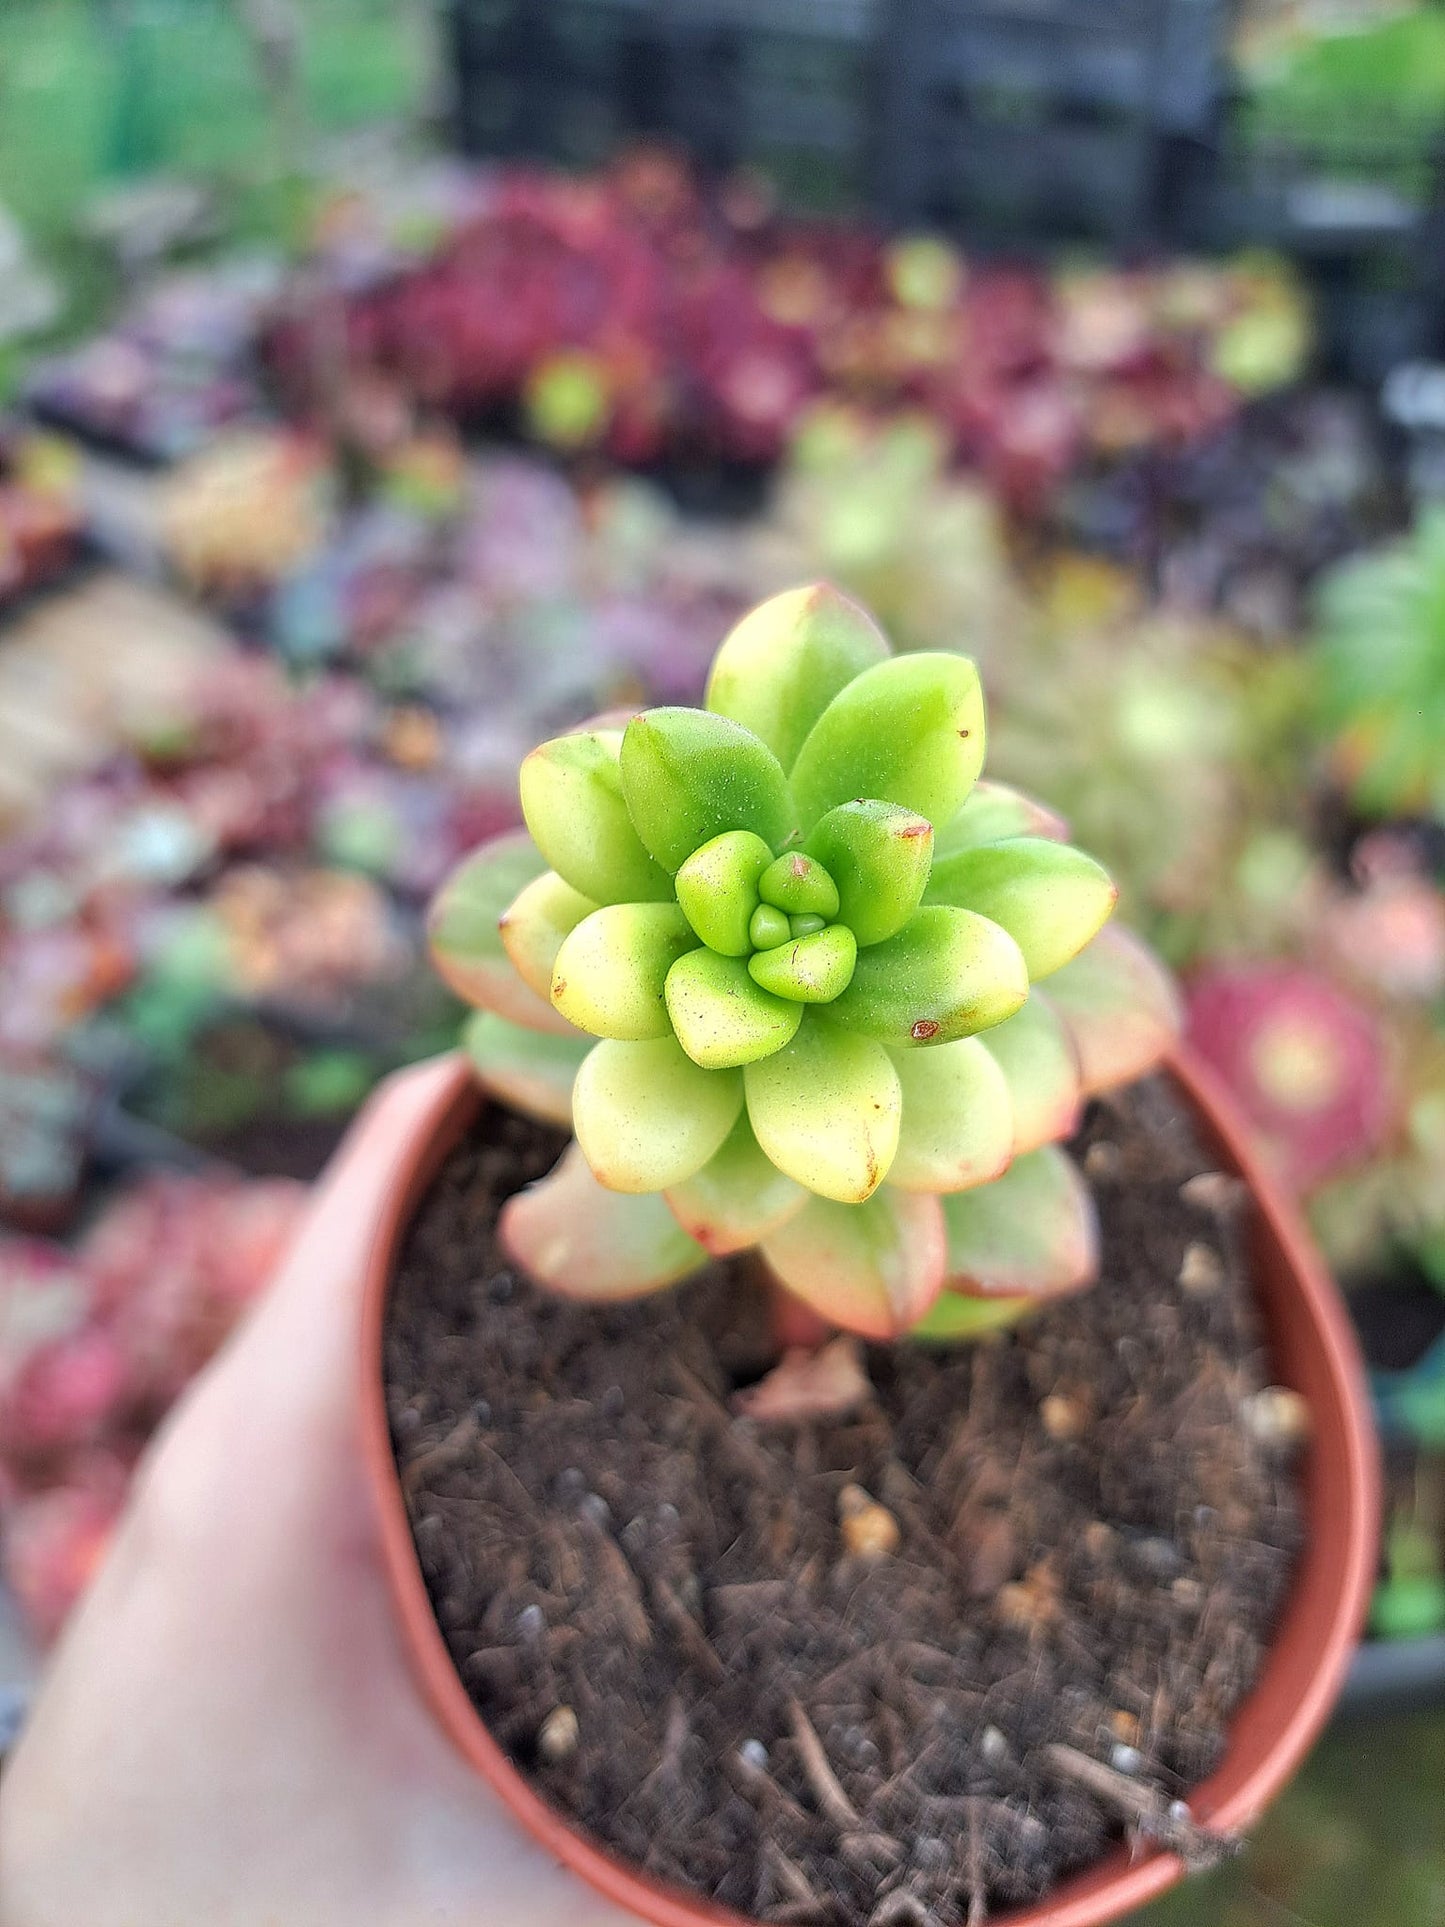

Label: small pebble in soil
[980,1725,1010,1764]
[1180,1171,1247,1215]
[1083,1140,1120,1178]
[1129,1535,1185,1581]
[838,1483,901,1559]
[539,1705,580,1764]
[1109,1710,1140,1746]
[516,1603,545,1642]
[740,1738,769,1770]
[1178,1242,1225,1297]
[1242,1386,1312,1446]
[1110,1744,1143,1775]
[579,1492,612,1527]
[1039,1392,1088,1440]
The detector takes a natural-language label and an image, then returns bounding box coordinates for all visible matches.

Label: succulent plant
[1186,962,1392,1196]
[430,585,1179,1339]
[1314,508,1445,821]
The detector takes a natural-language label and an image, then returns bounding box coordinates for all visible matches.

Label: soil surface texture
[385,1076,1303,1925]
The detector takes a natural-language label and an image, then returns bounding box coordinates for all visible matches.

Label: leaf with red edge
[664,1111,808,1256]
[429,833,579,1037]
[500,1143,708,1300]
[461,1011,590,1127]
[940,1147,1098,1300]
[759,1187,946,1338]
[979,996,1083,1155]
[732,1337,872,1423]
[1038,925,1182,1096]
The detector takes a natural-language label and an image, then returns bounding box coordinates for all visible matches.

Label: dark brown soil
[385,1077,1303,1925]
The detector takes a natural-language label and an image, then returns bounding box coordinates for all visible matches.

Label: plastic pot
[357,1045,1379,1927]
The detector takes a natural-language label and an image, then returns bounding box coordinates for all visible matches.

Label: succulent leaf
[664,1111,809,1255]
[745,1022,902,1202]
[500,1143,707,1299]
[665,948,804,1068]
[499,869,599,1006]
[941,1147,1098,1299]
[550,903,698,1040]
[705,582,891,770]
[749,904,792,950]
[520,730,673,904]
[977,996,1083,1155]
[747,925,857,1003]
[934,780,1068,857]
[925,837,1116,981]
[1039,925,1182,1095]
[804,799,933,946]
[674,829,774,955]
[827,906,1028,1048]
[759,1188,946,1339]
[428,832,580,1037]
[788,653,986,832]
[887,1038,1015,1193]
[908,1292,1036,1342]
[619,709,799,873]
[757,852,840,918]
[461,1010,591,1127]
[573,1036,744,1193]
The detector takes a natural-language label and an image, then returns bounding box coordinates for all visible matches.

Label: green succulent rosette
[430,585,1180,1337]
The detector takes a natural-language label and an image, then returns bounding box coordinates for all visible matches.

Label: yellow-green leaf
[498,869,598,1005]
[745,1021,901,1202]
[925,837,1117,981]
[519,729,673,904]
[573,1036,743,1193]
[665,948,803,1069]
[550,903,697,1039]
[705,582,891,770]
[788,652,986,831]
[827,906,1028,1048]
[888,1037,1015,1193]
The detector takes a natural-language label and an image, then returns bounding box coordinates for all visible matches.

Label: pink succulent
[1186,963,1393,1192]
[0,1326,129,1465]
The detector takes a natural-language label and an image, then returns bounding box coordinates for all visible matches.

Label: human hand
[0,1061,643,1927]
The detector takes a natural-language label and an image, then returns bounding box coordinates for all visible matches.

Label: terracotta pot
[358,1045,1379,1927]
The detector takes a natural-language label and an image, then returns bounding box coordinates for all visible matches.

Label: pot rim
[359,1044,1379,1927]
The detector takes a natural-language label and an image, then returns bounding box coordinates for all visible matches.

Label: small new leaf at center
[747,925,857,1003]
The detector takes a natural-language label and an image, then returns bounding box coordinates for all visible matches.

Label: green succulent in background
[1314,508,1445,822]
[754,403,1024,670]
[430,585,1180,1340]
[985,585,1315,968]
